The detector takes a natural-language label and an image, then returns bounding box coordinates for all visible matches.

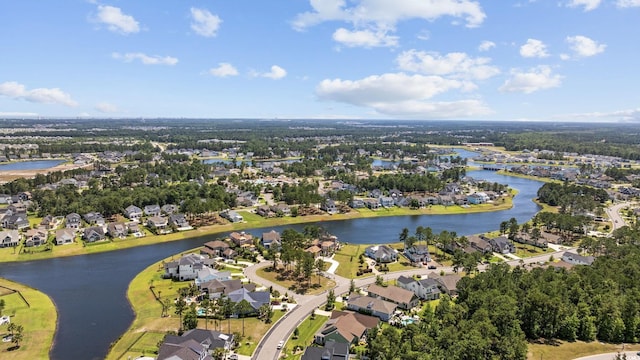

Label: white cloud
[190,8,222,37]
[94,5,140,34]
[316,72,490,118]
[616,0,640,7]
[520,39,549,58]
[478,40,496,52]
[396,50,500,80]
[332,28,398,48]
[499,66,563,94]
[293,0,486,30]
[0,81,78,107]
[566,35,606,57]
[567,0,601,11]
[112,52,178,66]
[208,63,239,77]
[0,112,39,117]
[560,108,640,122]
[95,102,118,113]
[262,65,287,80]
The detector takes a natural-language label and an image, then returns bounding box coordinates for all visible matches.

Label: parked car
[277,340,284,349]
[428,265,437,269]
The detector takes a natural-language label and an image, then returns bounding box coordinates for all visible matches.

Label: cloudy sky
[0,0,638,121]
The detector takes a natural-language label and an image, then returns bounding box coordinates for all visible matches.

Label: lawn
[0,278,57,360]
[527,340,640,360]
[514,243,553,258]
[284,314,329,360]
[333,244,364,278]
[255,267,335,295]
[106,250,283,360]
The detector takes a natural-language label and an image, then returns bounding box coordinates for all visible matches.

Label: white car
[277,340,284,349]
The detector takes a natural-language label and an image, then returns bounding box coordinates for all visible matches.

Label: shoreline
[0,194,514,264]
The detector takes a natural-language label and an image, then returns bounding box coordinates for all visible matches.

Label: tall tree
[235,299,254,336]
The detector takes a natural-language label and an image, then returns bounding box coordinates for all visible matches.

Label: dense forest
[367,241,640,360]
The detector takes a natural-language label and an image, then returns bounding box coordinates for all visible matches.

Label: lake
[0,160,64,171]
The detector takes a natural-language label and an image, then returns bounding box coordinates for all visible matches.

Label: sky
[0,0,639,122]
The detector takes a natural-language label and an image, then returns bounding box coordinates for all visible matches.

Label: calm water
[0,150,544,359]
[0,160,64,171]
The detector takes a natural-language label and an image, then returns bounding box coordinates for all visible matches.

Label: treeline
[537,182,608,213]
[368,245,640,360]
[356,173,445,193]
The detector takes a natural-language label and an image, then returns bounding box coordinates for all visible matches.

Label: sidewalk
[320,256,339,274]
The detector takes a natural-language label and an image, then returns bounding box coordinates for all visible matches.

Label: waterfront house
[124,205,143,221]
[320,199,338,214]
[201,240,230,257]
[55,229,75,245]
[404,245,431,264]
[65,213,82,230]
[200,279,256,300]
[0,230,20,248]
[367,284,419,310]
[379,196,395,208]
[229,231,253,248]
[490,236,515,254]
[107,222,128,239]
[169,213,191,230]
[468,235,493,254]
[261,230,281,249]
[157,329,234,360]
[220,210,243,223]
[83,227,106,243]
[164,253,208,281]
[24,229,47,247]
[364,245,397,263]
[397,275,441,301]
[270,203,291,216]
[147,216,169,233]
[194,267,232,287]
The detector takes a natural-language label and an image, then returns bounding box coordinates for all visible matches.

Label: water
[0,150,544,359]
[0,160,64,171]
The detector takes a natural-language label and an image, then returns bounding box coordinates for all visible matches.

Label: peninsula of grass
[0,191,515,264]
[106,250,284,360]
[332,243,415,279]
[0,278,57,360]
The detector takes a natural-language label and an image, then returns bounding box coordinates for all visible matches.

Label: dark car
[428,265,437,269]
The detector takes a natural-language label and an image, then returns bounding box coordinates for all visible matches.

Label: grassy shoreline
[0,278,57,359]
[0,195,514,264]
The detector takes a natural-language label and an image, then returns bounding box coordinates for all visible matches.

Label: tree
[0,299,4,316]
[174,297,188,332]
[201,298,211,329]
[315,258,325,285]
[399,227,409,249]
[349,279,356,294]
[235,299,254,336]
[375,275,384,286]
[325,289,335,311]
[258,303,273,324]
[183,305,198,331]
[162,298,172,318]
[9,323,23,349]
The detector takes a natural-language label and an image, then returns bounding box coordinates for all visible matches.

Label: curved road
[606,201,635,231]
[245,250,566,360]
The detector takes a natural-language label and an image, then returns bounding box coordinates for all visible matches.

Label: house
[201,240,230,257]
[161,204,179,215]
[38,215,60,230]
[7,203,27,214]
[302,340,349,360]
[107,222,128,239]
[199,279,254,299]
[147,216,169,233]
[256,205,273,218]
[364,245,397,263]
[164,253,208,281]
[562,251,595,266]
[428,273,462,296]
[220,210,243,223]
[169,213,191,230]
[229,231,253,248]
[55,229,75,245]
[194,267,232,287]
[468,235,493,254]
[305,245,322,258]
[83,212,105,226]
[489,236,515,254]
[65,213,82,230]
[467,193,486,205]
[261,230,281,249]
[143,204,161,217]
[270,203,291,216]
[127,222,144,237]
[83,227,106,242]
[157,329,234,360]
[314,310,379,346]
[320,199,338,214]
[397,275,441,300]
[366,284,419,310]
[349,198,365,209]
[346,294,396,322]
[379,196,395,208]
[124,205,143,221]
[0,194,11,204]
[0,230,20,248]
[2,214,30,230]
[364,199,380,209]
[404,245,431,264]
[24,229,47,247]
[227,288,271,313]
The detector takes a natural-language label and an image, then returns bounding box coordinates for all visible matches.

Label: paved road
[605,201,635,231]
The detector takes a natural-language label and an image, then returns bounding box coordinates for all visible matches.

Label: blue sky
[0,0,638,121]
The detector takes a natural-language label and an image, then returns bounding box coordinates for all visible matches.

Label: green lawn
[255,267,335,295]
[514,243,552,258]
[527,340,640,360]
[0,278,57,360]
[284,314,329,360]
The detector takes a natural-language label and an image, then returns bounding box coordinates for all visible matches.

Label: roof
[227,288,270,310]
[428,273,462,292]
[301,340,349,360]
[204,240,229,249]
[367,284,416,306]
[396,275,415,286]
[262,230,281,242]
[348,294,396,315]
